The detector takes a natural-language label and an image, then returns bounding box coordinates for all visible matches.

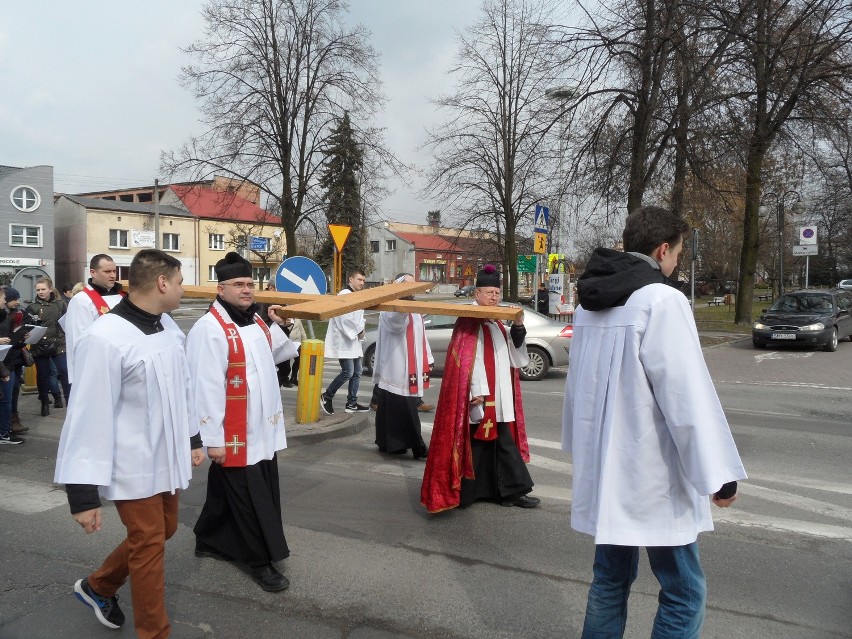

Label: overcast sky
[0,1,484,224]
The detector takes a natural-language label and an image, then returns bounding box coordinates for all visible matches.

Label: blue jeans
[582,543,706,639]
[324,357,362,406]
[0,370,15,437]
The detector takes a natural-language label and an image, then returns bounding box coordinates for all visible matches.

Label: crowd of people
[1,205,747,639]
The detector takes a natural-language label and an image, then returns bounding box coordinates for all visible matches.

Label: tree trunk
[734,138,767,324]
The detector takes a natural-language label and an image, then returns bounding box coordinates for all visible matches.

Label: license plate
[771,332,796,340]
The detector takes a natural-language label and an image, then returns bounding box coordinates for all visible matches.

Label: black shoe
[500,494,540,509]
[40,400,50,416]
[249,564,290,592]
[0,434,24,445]
[320,394,334,415]
[194,543,232,562]
[74,578,125,629]
[54,396,64,409]
[290,379,298,386]
[344,403,371,413]
[281,381,293,388]
[412,446,429,460]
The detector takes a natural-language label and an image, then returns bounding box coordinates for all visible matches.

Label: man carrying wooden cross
[187,252,298,593]
[421,264,540,512]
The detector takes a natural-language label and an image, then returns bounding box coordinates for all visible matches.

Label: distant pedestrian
[320,268,370,415]
[0,287,28,438]
[536,281,549,315]
[24,277,70,415]
[562,206,746,638]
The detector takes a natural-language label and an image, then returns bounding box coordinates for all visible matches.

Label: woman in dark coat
[24,278,70,416]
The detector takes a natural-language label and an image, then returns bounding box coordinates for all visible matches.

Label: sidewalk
[12,383,371,446]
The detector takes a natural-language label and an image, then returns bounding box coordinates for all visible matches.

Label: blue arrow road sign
[275,256,328,295]
[534,204,549,233]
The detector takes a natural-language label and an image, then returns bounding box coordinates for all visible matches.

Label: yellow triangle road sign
[328,224,351,252]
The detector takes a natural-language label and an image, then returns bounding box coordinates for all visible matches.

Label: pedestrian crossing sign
[534,204,549,233]
[534,232,548,254]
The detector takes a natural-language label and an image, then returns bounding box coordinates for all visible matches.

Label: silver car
[362,306,573,381]
[838,279,852,291]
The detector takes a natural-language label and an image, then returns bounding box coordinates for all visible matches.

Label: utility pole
[154,178,160,250]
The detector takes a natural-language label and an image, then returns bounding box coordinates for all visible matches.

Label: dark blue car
[752,289,852,352]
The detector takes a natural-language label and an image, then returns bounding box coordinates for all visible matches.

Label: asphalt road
[0,329,849,638]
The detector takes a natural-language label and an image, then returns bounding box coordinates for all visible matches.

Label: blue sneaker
[74,578,125,629]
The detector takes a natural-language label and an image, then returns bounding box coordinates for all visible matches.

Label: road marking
[726,408,802,417]
[714,510,852,541]
[755,351,815,362]
[746,474,852,496]
[719,380,852,391]
[0,476,68,514]
[740,483,852,522]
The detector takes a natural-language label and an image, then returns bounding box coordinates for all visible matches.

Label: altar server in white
[562,206,747,639]
[61,253,124,384]
[373,273,433,459]
[55,249,204,638]
[187,252,297,593]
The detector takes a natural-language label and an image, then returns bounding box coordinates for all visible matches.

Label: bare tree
[422,0,568,300]
[162,0,398,258]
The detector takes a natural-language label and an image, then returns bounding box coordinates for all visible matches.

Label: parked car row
[752,288,852,352]
[362,304,573,381]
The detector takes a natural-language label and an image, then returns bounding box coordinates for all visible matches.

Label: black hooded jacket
[577,248,677,312]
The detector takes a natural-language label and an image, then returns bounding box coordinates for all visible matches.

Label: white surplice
[54,313,196,500]
[468,314,528,424]
[323,288,365,359]
[373,312,434,397]
[186,304,297,464]
[562,283,747,547]
[62,286,124,383]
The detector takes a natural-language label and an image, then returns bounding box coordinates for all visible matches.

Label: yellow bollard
[296,339,325,424]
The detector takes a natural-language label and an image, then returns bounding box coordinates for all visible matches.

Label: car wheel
[521,346,550,381]
[823,328,838,352]
[752,339,765,349]
[363,344,376,374]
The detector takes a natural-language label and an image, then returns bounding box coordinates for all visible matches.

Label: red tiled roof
[170,185,278,223]
[392,231,459,252]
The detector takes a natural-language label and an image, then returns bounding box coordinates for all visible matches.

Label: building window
[116,266,130,281]
[163,233,180,251]
[370,240,380,253]
[109,229,129,249]
[208,265,217,281]
[10,185,41,212]
[209,233,225,250]
[10,224,42,247]
[386,239,396,251]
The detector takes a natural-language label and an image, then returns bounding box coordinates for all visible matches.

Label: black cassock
[194,454,289,567]
[374,389,427,455]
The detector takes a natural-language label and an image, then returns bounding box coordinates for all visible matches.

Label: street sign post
[792,245,818,256]
[275,256,328,295]
[327,224,352,292]
[533,204,549,233]
[517,255,537,273]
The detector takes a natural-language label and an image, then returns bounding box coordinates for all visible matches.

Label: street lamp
[544,85,578,262]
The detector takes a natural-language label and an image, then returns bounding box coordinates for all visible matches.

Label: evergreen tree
[318,112,369,279]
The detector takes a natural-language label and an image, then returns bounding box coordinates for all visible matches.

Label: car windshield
[770,294,834,313]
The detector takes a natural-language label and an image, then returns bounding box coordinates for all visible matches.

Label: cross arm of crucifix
[178,281,523,322]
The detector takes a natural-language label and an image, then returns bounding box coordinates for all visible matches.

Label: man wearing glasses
[186,252,298,593]
[421,264,540,512]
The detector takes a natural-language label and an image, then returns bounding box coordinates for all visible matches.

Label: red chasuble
[210,303,272,467]
[420,317,530,513]
[83,286,125,316]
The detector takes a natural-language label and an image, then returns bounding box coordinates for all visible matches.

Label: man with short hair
[55,249,204,638]
[61,282,75,307]
[188,252,297,593]
[321,268,371,415]
[421,264,540,512]
[62,254,124,383]
[562,206,746,638]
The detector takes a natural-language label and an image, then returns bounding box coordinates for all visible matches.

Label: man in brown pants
[54,249,204,638]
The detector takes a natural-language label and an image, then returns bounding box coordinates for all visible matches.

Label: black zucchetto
[215,252,252,282]
[475,264,500,288]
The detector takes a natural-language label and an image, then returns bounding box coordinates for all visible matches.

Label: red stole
[472,322,516,441]
[83,286,124,316]
[420,317,529,513]
[210,303,272,467]
[407,314,430,394]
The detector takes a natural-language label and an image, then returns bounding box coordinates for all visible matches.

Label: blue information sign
[249,236,269,251]
[275,256,328,295]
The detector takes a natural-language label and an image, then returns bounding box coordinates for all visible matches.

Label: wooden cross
[178,281,523,322]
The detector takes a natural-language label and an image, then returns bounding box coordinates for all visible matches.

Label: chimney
[427,210,440,234]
